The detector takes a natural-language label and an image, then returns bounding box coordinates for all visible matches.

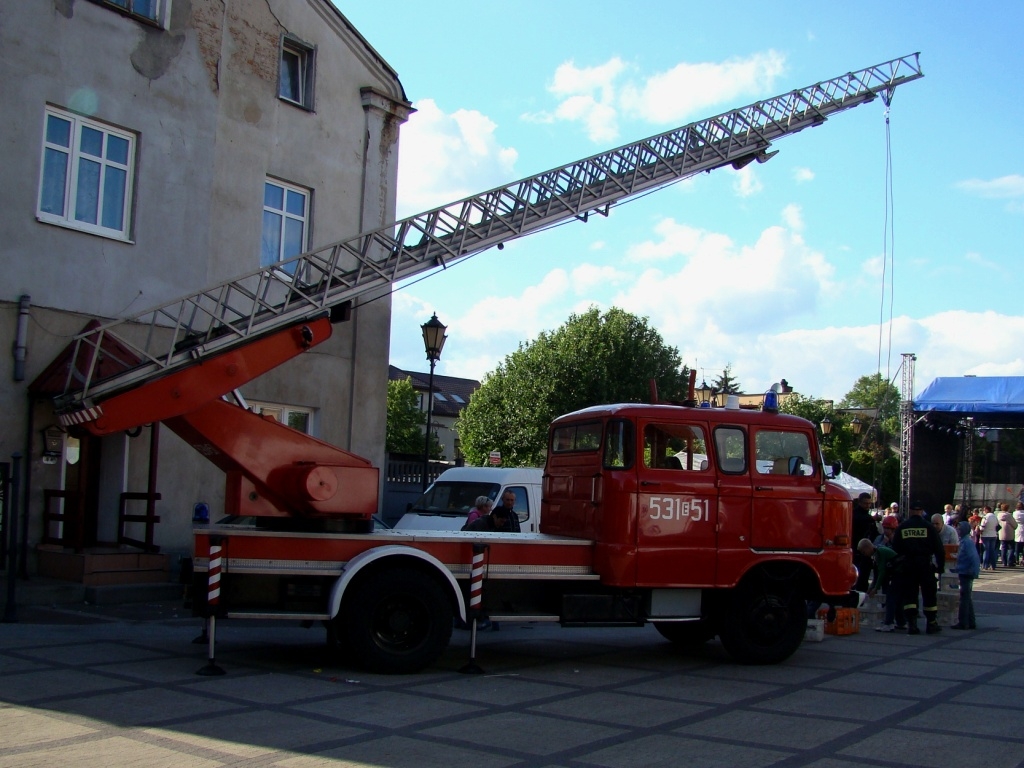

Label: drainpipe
[13,295,30,382]
[20,396,33,579]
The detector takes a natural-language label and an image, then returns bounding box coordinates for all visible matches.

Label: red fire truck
[53,56,923,673]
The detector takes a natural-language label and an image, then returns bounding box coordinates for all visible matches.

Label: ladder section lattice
[56,54,923,414]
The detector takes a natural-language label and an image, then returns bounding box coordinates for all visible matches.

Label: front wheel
[336,567,453,674]
[716,581,806,665]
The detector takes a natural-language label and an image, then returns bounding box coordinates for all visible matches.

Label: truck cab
[541,400,855,661]
[394,466,543,532]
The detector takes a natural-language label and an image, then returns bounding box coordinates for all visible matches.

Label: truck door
[636,420,716,586]
[750,428,822,551]
[712,425,753,586]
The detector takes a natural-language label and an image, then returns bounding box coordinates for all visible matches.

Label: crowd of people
[855,495,1024,633]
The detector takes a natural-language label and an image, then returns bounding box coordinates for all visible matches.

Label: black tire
[337,567,453,674]
[654,621,714,648]
[717,581,806,664]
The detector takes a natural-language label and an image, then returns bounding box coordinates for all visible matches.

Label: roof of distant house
[389,365,480,417]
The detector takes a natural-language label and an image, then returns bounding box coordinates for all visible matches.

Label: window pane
[285,189,305,216]
[75,158,101,224]
[46,115,71,147]
[107,134,129,165]
[283,216,304,258]
[280,50,301,101]
[264,182,283,209]
[80,126,103,158]
[261,210,282,267]
[102,166,127,230]
[286,411,309,433]
[131,0,158,19]
[40,148,69,215]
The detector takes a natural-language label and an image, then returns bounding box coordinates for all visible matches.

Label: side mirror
[826,461,842,479]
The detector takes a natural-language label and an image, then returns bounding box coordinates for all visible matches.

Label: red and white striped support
[197,537,226,676]
[460,543,488,675]
[207,542,222,607]
[468,544,486,618]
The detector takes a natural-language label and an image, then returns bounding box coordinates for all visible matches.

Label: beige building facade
[0,0,410,572]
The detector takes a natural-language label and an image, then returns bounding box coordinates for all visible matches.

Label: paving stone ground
[2,568,1023,767]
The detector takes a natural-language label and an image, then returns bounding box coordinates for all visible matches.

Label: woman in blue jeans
[979,506,1000,570]
[953,521,980,629]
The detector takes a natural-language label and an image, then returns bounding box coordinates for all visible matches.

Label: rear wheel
[654,621,714,648]
[717,580,806,664]
[337,567,453,674]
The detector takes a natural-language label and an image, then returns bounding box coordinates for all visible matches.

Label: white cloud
[781,204,804,232]
[396,99,518,217]
[956,174,1024,199]
[536,51,787,143]
[616,219,834,338]
[732,166,763,198]
[392,213,1024,403]
[619,50,786,125]
[793,167,815,183]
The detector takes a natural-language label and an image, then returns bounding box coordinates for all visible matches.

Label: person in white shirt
[1013,502,1024,566]
[979,505,1000,570]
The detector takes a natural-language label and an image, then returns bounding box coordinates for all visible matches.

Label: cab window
[754,430,814,476]
[552,422,602,453]
[714,427,747,474]
[643,423,708,471]
[603,419,635,469]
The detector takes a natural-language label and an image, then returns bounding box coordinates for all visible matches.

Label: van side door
[502,484,536,532]
[636,419,716,586]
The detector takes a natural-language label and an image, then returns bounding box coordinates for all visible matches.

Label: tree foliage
[712,364,741,395]
[457,307,689,467]
[386,378,425,455]
[840,373,900,426]
[386,377,443,458]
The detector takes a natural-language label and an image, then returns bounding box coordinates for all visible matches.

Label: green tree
[386,378,424,454]
[838,372,903,504]
[780,393,854,466]
[457,307,689,466]
[713,364,741,395]
[839,373,901,430]
[386,377,442,458]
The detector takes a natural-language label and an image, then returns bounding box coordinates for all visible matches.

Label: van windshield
[408,482,501,517]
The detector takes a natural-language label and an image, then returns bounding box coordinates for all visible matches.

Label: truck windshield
[409,482,501,516]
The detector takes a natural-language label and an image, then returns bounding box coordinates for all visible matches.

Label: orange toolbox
[816,607,860,635]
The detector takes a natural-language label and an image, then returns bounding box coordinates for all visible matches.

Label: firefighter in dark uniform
[892,500,947,634]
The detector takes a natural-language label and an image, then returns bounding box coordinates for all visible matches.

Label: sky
[337,1,1024,404]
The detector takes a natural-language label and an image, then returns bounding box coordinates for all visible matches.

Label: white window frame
[261,178,310,276]
[279,36,316,110]
[249,401,316,436]
[37,106,136,242]
[88,0,170,28]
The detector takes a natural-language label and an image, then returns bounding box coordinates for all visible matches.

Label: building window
[37,107,136,241]
[250,401,314,435]
[261,179,309,275]
[279,37,315,110]
[89,0,164,26]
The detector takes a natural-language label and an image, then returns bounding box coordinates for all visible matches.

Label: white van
[394,466,543,532]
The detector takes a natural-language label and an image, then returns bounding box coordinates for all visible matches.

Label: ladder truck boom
[54,54,923,431]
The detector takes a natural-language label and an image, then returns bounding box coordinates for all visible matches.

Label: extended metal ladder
[55,54,923,420]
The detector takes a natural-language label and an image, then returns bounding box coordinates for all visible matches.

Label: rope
[868,94,898,496]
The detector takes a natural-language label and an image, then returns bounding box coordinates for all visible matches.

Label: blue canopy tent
[915,377,1024,426]
[912,377,1024,511]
